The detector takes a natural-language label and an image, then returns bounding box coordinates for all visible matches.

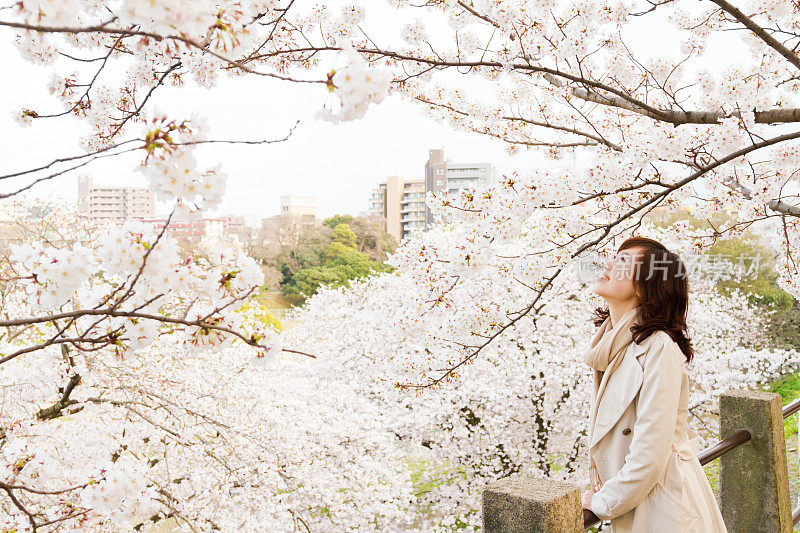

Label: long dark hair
[592,236,694,363]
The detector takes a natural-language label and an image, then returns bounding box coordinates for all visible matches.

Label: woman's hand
[581,488,595,510]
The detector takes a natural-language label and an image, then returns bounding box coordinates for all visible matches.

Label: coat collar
[588,339,649,450]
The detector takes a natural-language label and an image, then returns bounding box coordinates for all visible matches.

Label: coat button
[622,428,632,435]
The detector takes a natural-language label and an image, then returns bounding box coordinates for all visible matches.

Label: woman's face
[592,246,644,304]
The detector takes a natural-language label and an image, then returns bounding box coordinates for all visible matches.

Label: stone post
[482,475,582,533]
[719,389,792,533]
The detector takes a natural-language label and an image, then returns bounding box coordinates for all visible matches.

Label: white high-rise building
[77,175,155,222]
[280,194,318,225]
[400,180,426,240]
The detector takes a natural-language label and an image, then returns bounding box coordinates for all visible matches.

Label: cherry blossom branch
[249,38,800,127]
[0,123,298,200]
[35,35,123,120]
[418,90,800,217]
[708,0,800,72]
[107,62,181,139]
[542,71,800,124]
[0,482,38,531]
[0,201,316,366]
[0,145,147,198]
[455,1,499,27]
[0,307,315,364]
[413,95,622,150]
[400,128,800,388]
[0,19,325,83]
[0,138,141,181]
[0,479,92,531]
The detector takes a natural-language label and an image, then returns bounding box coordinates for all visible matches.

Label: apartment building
[400,180,426,240]
[77,175,155,222]
[369,176,426,243]
[138,215,248,245]
[369,149,496,242]
[424,149,496,227]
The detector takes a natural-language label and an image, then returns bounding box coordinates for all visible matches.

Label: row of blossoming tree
[1,0,800,530]
[5,207,796,530]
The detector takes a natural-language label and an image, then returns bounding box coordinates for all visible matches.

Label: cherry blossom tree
[3,208,796,530]
[315,0,800,388]
[281,237,799,529]
[0,1,339,527]
[3,0,800,530]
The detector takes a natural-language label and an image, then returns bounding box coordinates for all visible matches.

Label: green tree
[273,217,397,303]
[322,215,397,261]
[347,216,397,262]
[283,240,393,300]
[332,223,357,248]
[322,214,353,229]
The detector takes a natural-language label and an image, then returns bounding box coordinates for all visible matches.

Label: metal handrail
[583,397,800,529]
[698,429,751,466]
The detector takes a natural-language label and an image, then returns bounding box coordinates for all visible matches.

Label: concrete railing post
[482,475,582,532]
[719,389,792,533]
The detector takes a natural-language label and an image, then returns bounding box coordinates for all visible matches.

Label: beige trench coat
[588,330,727,532]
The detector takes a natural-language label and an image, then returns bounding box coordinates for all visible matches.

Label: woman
[579,236,727,532]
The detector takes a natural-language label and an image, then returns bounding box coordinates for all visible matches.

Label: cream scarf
[584,307,640,492]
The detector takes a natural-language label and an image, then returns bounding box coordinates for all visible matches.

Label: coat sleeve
[589,333,684,520]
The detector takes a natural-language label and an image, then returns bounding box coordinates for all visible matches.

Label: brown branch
[708,0,800,72]
[542,71,800,125]
[0,139,141,181]
[0,482,38,531]
[456,1,500,27]
[36,373,81,420]
[0,19,324,83]
[414,95,623,150]
[108,62,181,138]
[0,308,316,364]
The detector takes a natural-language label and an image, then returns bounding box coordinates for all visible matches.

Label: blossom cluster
[4,210,268,359]
[9,242,96,309]
[316,46,392,124]
[142,148,226,216]
[79,460,160,525]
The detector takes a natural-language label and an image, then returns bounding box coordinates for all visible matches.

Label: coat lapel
[588,340,648,450]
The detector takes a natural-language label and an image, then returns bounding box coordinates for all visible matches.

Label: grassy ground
[256,289,295,309]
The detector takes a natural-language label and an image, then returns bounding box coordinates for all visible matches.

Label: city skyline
[62,145,509,225]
